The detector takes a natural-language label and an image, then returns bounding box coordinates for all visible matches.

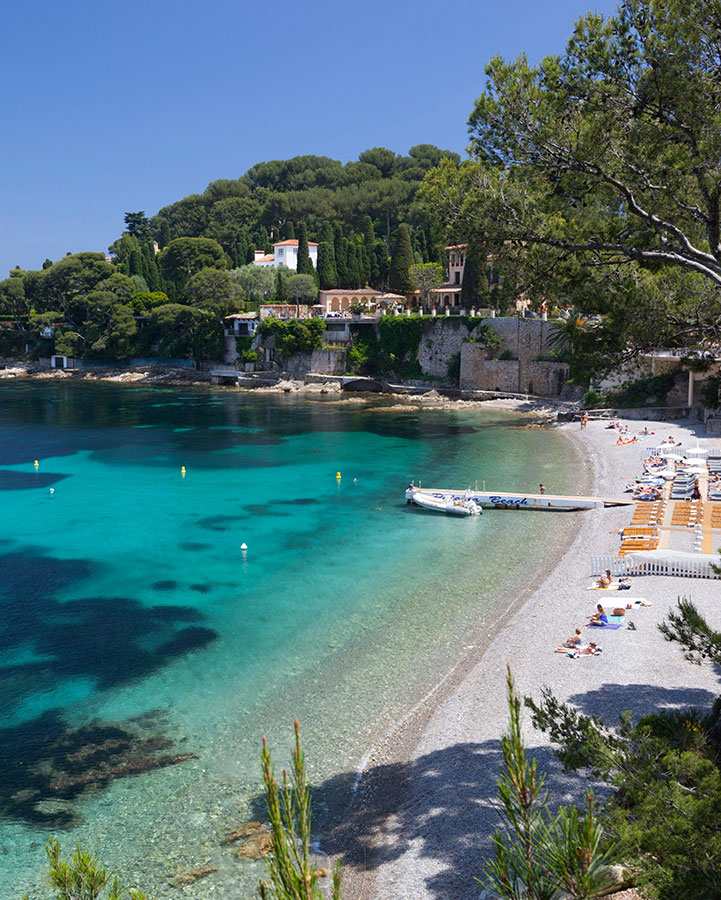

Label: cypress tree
[275,267,287,302]
[369,240,381,287]
[129,248,143,277]
[461,251,481,308]
[247,243,257,264]
[296,223,312,275]
[334,230,348,286]
[375,243,389,289]
[359,243,370,285]
[362,216,375,252]
[345,243,356,288]
[388,224,414,294]
[143,241,160,291]
[236,233,248,268]
[320,221,334,246]
[159,220,171,249]
[146,255,161,292]
[281,220,295,240]
[317,241,338,289]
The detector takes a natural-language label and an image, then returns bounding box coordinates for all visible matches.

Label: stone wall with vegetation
[460,342,569,395]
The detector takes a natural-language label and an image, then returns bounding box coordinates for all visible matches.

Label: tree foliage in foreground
[526,599,721,900]
[484,668,611,900]
[421,0,721,363]
[20,837,149,900]
[259,720,342,900]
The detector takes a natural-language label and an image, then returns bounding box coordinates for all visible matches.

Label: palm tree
[547,309,588,354]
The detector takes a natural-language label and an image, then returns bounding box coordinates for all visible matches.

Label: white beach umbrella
[662,452,683,461]
[686,447,708,458]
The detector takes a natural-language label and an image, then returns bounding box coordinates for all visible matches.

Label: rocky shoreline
[0,360,576,418]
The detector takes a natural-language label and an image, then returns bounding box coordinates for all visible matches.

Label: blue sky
[0,0,617,277]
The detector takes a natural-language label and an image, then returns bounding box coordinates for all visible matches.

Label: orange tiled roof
[273,239,319,247]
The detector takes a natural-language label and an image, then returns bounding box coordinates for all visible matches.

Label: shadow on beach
[248,677,720,900]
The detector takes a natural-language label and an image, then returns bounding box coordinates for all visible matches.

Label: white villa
[253,239,318,270]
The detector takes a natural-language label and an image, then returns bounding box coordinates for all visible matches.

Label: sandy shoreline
[337,415,721,900]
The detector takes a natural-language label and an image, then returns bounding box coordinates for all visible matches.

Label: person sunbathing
[586,604,608,626]
[596,570,612,588]
[557,628,584,650]
[578,642,602,655]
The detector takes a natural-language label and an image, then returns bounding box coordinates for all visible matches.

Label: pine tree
[317,242,337,289]
[296,223,312,275]
[388,224,414,294]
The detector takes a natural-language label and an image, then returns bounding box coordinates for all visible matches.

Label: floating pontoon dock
[405,488,633,511]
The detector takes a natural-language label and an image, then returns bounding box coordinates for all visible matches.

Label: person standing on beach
[581,412,588,429]
[539,484,546,494]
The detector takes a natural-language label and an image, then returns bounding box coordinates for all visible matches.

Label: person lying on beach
[556,641,601,657]
[556,628,584,650]
[596,570,612,588]
[586,604,608,626]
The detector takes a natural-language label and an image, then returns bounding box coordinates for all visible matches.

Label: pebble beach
[342,413,721,900]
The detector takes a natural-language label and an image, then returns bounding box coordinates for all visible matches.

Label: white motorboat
[410,490,481,516]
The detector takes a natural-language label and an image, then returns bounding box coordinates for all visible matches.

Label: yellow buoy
[34,460,39,468]
[336,471,341,479]
[181,466,186,476]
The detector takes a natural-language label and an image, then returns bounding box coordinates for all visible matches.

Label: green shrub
[603,373,676,408]
[346,327,380,374]
[700,374,721,409]
[498,349,515,360]
[582,389,604,407]
[257,318,325,358]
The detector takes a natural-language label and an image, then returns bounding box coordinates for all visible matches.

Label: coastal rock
[171,865,217,886]
[221,820,264,844]
[235,831,273,859]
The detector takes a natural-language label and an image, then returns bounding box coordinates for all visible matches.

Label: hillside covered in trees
[0,145,460,362]
[143,145,460,268]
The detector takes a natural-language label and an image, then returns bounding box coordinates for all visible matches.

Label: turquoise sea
[0,380,581,898]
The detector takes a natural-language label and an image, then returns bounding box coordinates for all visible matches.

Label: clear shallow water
[0,381,581,898]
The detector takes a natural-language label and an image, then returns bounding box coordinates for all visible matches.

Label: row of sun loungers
[632,500,666,526]
[709,450,721,500]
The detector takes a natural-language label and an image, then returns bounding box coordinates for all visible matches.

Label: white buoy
[49,488,54,495]
[240,542,248,551]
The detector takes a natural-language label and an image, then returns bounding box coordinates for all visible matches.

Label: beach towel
[589,622,623,629]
